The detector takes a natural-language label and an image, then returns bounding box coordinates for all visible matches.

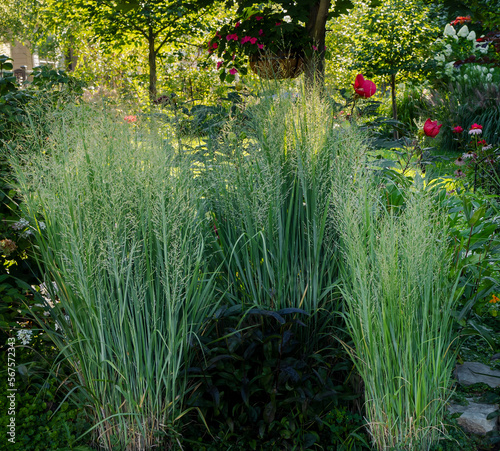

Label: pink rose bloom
[229,68,238,75]
[259,29,264,36]
[353,74,376,98]
[258,44,264,49]
[423,119,442,138]
[241,36,251,44]
[452,126,463,133]
[250,37,257,44]
[217,61,223,69]
[235,21,240,28]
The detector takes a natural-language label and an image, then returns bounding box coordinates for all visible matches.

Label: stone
[455,362,500,388]
[448,399,498,436]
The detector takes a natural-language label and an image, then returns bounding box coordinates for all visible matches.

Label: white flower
[444,44,453,56]
[444,24,456,37]
[12,218,29,230]
[20,229,34,238]
[486,73,493,82]
[444,62,455,76]
[469,128,482,135]
[467,30,476,41]
[482,144,493,150]
[435,53,445,62]
[38,221,46,230]
[16,329,33,345]
[462,152,474,159]
[457,25,469,37]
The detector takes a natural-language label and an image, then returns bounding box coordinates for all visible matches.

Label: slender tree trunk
[148,26,157,101]
[305,0,331,89]
[390,73,398,140]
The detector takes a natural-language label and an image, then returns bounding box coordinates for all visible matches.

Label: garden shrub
[184,306,363,450]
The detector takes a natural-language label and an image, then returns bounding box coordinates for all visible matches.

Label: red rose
[353,74,377,98]
[452,126,463,133]
[423,119,442,138]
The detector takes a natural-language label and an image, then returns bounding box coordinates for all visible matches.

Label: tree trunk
[390,73,398,140]
[305,0,331,89]
[148,26,157,101]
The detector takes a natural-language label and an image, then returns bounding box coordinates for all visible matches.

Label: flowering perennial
[423,119,442,138]
[353,74,376,98]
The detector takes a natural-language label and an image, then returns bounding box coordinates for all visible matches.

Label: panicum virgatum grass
[334,172,458,450]
[202,87,367,329]
[12,104,220,450]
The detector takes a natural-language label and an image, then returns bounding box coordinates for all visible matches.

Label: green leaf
[468,206,486,227]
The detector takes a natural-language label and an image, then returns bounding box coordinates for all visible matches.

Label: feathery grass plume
[333,170,458,450]
[11,104,219,450]
[202,86,367,324]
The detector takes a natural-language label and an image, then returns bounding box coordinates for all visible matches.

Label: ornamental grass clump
[334,176,458,450]
[202,88,366,326]
[11,105,219,450]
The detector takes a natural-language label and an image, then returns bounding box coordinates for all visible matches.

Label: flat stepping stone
[455,362,500,388]
[448,399,498,435]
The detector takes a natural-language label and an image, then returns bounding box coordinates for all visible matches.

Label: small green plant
[445,192,500,323]
[185,305,358,450]
[0,376,92,451]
